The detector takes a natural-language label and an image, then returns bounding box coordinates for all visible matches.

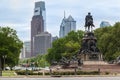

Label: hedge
[15,70,99,75]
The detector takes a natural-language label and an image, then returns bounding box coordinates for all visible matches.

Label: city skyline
[0,0,120,41]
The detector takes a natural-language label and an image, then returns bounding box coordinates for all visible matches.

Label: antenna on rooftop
[64,11,66,18]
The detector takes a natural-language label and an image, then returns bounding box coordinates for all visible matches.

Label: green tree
[94,22,120,61]
[46,38,66,63]
[46,30,84,64]
[0,27,23,70]
[22,54,50,68]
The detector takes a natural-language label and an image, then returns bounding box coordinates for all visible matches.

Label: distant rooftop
[100,21,111,28]
[35,1,45,10]
[67,15,75,21]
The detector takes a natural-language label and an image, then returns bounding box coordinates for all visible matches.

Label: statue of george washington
[85,12,95,31]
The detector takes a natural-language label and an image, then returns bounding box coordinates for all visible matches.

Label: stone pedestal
[78,31,102,61]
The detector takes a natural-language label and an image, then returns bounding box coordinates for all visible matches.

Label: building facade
[20,41,31,59]
[33,32,52,56]
[59,15,76,38]
[100,21,111,28]
[31,1,46,56]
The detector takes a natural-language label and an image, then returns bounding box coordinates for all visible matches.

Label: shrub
[105,72,109,75]
[15,70,99,75]
[77,71,99,75]
[38,72,43,75]
[15,70,33,75]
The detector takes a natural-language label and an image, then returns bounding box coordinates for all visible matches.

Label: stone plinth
[78,31,102,61]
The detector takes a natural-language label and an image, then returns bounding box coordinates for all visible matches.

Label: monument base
[83,61,108,65]
[78,52,103,61]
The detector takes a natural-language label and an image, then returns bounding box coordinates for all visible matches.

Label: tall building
[34,32,52,56]
[31,1,46,56]
[59,15,76,38]
[20,41,31,59]
[100,21,111,28]
[34,1,46,30]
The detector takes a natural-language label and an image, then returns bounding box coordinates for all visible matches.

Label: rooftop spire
[64,11,66,18]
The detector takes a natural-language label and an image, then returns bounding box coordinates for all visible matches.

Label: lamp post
[26,60,28,76]
[3,55,7,71]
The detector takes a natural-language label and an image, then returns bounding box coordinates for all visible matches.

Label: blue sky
[0,0,120,41]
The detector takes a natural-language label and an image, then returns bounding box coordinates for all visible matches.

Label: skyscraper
[100,21,111,28]
[31,1,46,56]
[34,32,52,56]
[59,15,76,38]
[34,1,46,30]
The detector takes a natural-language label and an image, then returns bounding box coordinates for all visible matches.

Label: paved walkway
[0,77,120,80]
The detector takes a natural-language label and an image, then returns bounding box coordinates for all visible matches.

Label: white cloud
[8,0,22,11]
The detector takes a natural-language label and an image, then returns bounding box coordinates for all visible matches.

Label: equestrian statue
[85,12,95,31]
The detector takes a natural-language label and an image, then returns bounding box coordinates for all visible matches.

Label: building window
[35,10,38,12]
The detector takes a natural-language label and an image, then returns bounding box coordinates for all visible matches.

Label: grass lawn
[2,71,16,76]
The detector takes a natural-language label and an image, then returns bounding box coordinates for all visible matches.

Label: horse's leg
[88,26,90,31]
[85,27,87,31]
[91,26,92,32]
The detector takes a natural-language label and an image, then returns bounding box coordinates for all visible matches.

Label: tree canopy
[0,27,23,69]
[94,22,120,61]
[46,30,84,64]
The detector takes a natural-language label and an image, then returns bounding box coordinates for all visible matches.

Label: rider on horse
[85,12,94,31]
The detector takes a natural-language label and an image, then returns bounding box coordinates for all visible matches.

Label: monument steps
[83,61,108,65]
